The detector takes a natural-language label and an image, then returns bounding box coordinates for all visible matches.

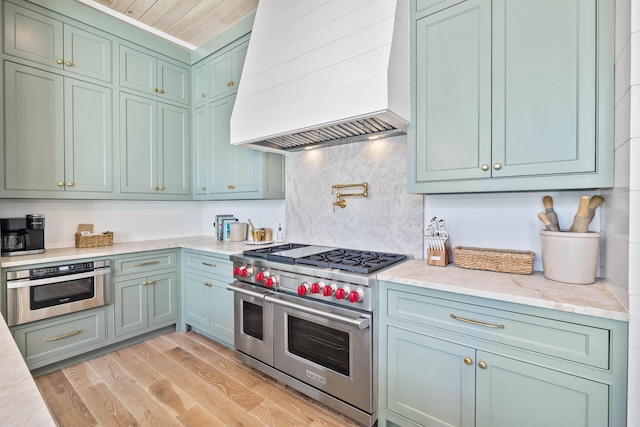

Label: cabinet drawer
[184,250,232,277]
[386,289,610,369]
[112,250,177,276]
[12,308,107,364]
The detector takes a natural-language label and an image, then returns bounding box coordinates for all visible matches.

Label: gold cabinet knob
[152,87,159,92]
[201,186,206,191]
[481,164,489,171]
[493,163,502,170]
[153,186,158,190]
[56,59,63,64]
[227,81,235,87]
[478,361,488,369]
[463,357,473,365]
[148,280,155,285]
[57,182,64,187]
[66,182,74,187]
[158,89,164,94]
[201,93,206,97]
[204,281,213,287]
[142,281,148,286]
[158,186,165,191]
[65,61,72,66]
[227,185,235,189]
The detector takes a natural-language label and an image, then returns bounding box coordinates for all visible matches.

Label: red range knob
[255,271,265,282]
[311,282,323,294]
[264,276,277,287]
[348,290,363,303]
[298,283,310,295]
[323,285,335,297]
[240,268,249,277]
[335,288,348,300]
[233,267,240,276]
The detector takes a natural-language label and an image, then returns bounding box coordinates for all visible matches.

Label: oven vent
[251,117,405,152]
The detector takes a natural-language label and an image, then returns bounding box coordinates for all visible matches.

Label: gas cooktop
[242,243,407,274]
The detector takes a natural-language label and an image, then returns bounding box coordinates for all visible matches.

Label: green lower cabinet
[113,272,178,337]
[377,281,627,427]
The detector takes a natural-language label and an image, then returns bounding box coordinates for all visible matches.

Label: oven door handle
[6,268,111,289]
[226,283,271,299]
[264,294,371,330]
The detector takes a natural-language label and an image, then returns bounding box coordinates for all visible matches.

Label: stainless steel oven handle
[264,294,371,330]
[226,283,271,299]
[7,268,111,289]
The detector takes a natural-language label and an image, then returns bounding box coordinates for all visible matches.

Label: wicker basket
[453,246,535,275]
[75,223,113,248]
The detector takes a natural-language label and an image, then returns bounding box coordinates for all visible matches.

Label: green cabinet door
[4,62,64,191]
[210,277,234,344]
[210,41,248,100]
[147,272,178,328]
[158,103,190,195]
[475,351,609,427]
[158,60,190,105]
[415,0,491,182]
[193,104,209,196]
[184,272,213,329]
[63,24,112,82]
[64,78,113,192]
[193,61,209,106]
[114,277,146,337]
[386,326,475,427]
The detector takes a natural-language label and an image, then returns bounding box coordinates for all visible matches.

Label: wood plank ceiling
[88,0,258,48]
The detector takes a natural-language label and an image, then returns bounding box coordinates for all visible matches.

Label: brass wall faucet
[331,182,368,212]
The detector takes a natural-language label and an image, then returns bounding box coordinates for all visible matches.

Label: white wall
[0,199,284,248]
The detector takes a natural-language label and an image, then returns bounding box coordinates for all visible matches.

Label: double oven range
[228,244,408,426]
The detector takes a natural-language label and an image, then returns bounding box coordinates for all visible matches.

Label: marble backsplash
[284,135,424,259]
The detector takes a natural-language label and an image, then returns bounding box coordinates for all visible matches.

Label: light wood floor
[35,330,359,427]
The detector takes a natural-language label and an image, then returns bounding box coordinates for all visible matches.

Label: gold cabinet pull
[227,81,235,87]
[56,59,63,64]
[478,361,488,369]
[45,329,83,342]
[65,61,73,66]
[450,314,504,329]
[57,182,65,187]
[481,164,489,171]
[202,262,216,267]
[493,163,502,170]
[463,357,473,365]
[66,182,74,187]
[227,185,235,189]
[133,261,161,267]
[204,281,213,287]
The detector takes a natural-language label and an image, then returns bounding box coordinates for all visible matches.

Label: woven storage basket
[453,246,535,275]
[75,231,113,248]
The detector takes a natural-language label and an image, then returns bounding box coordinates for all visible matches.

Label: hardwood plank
[75,382,138,427]
[61,360,101,391]
[176,404,226,426]
[122,0,157,20]
[90,354,183,426]
[151,0,204,32]
[35,370,98,427]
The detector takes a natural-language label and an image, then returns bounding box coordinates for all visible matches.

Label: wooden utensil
[568,196,591,232]
[542,196,559,229]
[588,195,604,223]
[538,212,560,231]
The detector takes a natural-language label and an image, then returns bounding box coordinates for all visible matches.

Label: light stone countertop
[377,259,629,322]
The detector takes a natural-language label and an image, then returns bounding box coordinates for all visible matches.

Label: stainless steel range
[227,243,408,426]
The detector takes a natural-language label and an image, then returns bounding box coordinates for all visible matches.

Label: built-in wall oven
[6,260,111,326]
[228,244,408,426]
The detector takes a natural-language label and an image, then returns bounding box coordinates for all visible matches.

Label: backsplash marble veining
[285,136,424,259]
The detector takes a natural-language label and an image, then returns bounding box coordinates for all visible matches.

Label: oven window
[31,277,94,310]
[287,316,350,376]
[242,301,264,340]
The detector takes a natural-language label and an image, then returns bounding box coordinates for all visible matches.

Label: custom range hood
[230,0,409,153]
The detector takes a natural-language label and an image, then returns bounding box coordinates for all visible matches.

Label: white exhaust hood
[230,0,409,153]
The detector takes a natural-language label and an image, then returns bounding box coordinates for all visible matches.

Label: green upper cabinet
[210,40,248,101]
[119,92,190,197]
[4,2,112,82]
[409,0,614,193]
[119,45,190,105]
[3,62,113,194]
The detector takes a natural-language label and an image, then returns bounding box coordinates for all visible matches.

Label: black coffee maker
[1,214,45,256]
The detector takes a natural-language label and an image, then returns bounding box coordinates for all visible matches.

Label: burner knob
[335,287,350,300]
[297,282,310,296]
[348,289,364,303]
[310,282,324,294]
[239,266,253,277]
[233,267,240,276]
[255,271,266,282]
[264,276,278,288]
[322,284,336,297]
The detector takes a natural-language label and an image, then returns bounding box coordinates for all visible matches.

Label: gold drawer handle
[450,314,504,329]
[45,329,83,342]
[133,261,161,267]
[202,262,217,267]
